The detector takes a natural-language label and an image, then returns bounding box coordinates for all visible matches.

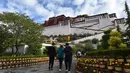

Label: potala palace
[42,13,126,36]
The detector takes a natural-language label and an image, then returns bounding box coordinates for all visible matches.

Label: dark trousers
[58,58,63,69]
[49,56,55,69]
[65,56,72,71]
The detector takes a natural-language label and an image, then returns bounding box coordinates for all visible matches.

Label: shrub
[92,38,99,44]
[119,43,127,49]
[86,48,130,57]
[110,31,121,37]
[108,31,126,49]
[108,37,122,47]
[101,29,111,49]
[84,41,94,51]
[72,47,77,55]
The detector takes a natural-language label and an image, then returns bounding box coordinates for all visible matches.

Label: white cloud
[74,0,130,18]
[34,17,44,23]
[35,4,48,16]
[75,0,99,15]
[21,0,38,6]
[0,8,16,13]
[3,0,55,23]
[94,0,127,18]
[53,0,65,5]
[57,7,75,17]
[73,0,84,5]
[46,3,57,10]
[8,0,38,7]
[7,1,25,9]
[35,4,55,18]
[46,11,55,19]
[24,10,36,19]
[0,0,130,23]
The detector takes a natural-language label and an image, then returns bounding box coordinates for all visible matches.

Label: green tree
[0,24,13,55]
[75,43,84,50]
[72,46,77,55]
[108,31,127,49]
[27,44,42,55]
[84,41,94,52]
[0,12,43,55]
[125,2,130,46]
[101,29,111,49]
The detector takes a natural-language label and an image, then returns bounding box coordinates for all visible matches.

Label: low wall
[0,57,49,69]
[75,57,130,73]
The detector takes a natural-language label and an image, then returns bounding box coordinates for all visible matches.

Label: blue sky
[0,0,130,24]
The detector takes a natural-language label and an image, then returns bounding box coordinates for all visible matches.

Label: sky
[0,0,130,24]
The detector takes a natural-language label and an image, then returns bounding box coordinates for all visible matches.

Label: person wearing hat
[48,42,57,70]
[64,43,73,73]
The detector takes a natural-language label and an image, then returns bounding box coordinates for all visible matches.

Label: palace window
[109,13,117,18]
[85,19,99,23]
[102,15,107,18]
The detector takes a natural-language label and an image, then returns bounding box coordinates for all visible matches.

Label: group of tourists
[47,42,73,73]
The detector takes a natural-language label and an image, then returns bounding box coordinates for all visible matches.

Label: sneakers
[59,69,61,72]
[65,69,68,72]
[58,69,70,72]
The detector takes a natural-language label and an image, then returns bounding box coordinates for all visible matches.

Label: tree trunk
[12,46,14,55]
[15,45,18,56]
[15,40,19,56]
[0,49,4,56]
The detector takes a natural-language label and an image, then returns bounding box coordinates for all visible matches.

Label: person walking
[64,43,73,73]
[47,42,57,70]
[57,45,64,72]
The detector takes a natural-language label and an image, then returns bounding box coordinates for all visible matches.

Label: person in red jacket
[48,42,57,70]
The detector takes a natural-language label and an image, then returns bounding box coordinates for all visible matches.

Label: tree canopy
[125,2,130,46]
[0,12,43,55]
[101,29,111,49]
[108,31,127,49]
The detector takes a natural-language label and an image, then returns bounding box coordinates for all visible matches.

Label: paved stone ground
[0,58,77,73]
